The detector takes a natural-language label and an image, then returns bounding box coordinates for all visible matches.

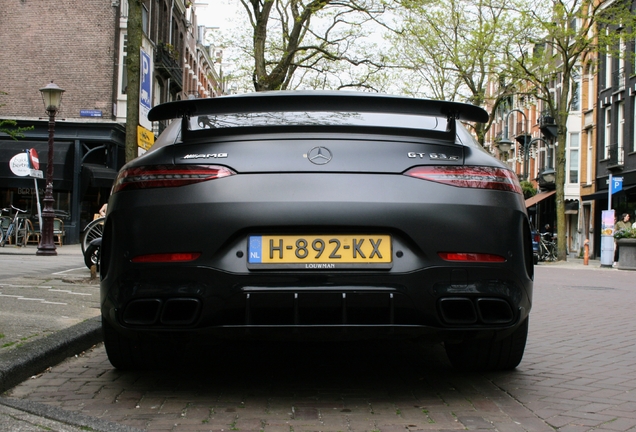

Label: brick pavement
[3,263,636,432]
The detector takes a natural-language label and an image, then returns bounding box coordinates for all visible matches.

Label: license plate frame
[247,234,392,270]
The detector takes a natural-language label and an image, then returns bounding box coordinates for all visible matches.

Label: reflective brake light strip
[131,252,201,263]
[438,252,506,262]
[404,166,522,194]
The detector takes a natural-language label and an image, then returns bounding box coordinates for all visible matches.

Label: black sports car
[100,91,533,371]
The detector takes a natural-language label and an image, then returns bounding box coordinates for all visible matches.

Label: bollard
[584,239,589,265]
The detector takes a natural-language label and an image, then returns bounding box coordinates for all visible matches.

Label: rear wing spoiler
[149,91,487,122]
[147,91,489,136]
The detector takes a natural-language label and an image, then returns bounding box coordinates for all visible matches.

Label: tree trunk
[555,106,568,261]
[125,0,143,163]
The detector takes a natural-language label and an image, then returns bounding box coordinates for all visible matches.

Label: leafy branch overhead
[239,0,389,91]
[504,0,636,261]
[0,91,33,140]
[388,0,528,145]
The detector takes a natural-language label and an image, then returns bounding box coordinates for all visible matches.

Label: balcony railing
[608,142,624,168]
[612,67,625,91]
[155,43,183,89]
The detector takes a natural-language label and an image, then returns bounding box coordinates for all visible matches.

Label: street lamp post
[496,109,531,180]
[37,81,65,256]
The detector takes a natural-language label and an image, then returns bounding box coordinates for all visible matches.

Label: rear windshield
[189,112,448,132]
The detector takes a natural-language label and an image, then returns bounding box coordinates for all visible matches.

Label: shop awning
[82,163,118,189]
[582,185,636,201]
[0,140,73,190]
[525,190,556,208]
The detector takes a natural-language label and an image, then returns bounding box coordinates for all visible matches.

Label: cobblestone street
[4,264,636,431]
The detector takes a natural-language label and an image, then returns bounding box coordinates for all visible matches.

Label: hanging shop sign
[8,150,44,178]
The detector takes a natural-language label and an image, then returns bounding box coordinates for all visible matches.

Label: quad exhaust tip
[438,297,513,325]
[122,298,201,326]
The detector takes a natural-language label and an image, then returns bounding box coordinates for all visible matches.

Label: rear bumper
[101,264,532,342]
[100,172,533,343]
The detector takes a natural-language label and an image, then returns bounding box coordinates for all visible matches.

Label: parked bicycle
[0,205,28,247]
[81,216,105,270]
[539,232,557,262]
[81,217,105,254]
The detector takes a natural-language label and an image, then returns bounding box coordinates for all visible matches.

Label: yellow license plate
[247,234,392,269]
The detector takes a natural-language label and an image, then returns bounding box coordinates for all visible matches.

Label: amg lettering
[182,153,228,159]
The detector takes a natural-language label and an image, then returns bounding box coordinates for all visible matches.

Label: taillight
[112,165,235,193]
[131,252,201,263]
[438,252,506,262]
[404,166,522,194]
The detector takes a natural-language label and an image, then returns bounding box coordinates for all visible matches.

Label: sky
[194,0,239,30]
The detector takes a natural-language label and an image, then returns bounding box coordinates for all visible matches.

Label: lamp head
[497,138,513,153]
[39,81,65,113]
[540,168,556,184]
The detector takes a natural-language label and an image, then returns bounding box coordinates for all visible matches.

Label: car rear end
[100,92,533,370]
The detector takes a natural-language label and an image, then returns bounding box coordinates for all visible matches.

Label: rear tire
[102,317,149,370]
[81,218,105,254]
[444,318,528,371]
[84,243,100,270]
[102,317,182,370]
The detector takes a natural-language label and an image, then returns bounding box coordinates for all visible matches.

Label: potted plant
[614,227,636,270]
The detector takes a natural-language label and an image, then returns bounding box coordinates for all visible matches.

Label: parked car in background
[530,222,540,265]
[100,91,534,371]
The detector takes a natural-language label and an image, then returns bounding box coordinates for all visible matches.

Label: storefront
[582,180,636,259]
[526,190,556,235]
[0,120,125,244]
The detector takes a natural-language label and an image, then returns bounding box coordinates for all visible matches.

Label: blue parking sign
[140,49,151,111]
[611,177,623,194]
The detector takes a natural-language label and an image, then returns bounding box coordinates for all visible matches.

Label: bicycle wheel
[15,222,27,247]
[81,217,105,254]
[84,242,100,270]
[1,225,13,247]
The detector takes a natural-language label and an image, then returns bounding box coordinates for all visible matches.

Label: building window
[120,33,128,95]
[586,131,593,185]
[604,107,611,159]
[142,5,149,35]
[605,30,612,88]
[571,68,580,111]
[633,96,636,153]
[617,101,625,165]
[618,101,624,150]
[586,65,594,111]
[633,37,636,73]
[569,132,579,184]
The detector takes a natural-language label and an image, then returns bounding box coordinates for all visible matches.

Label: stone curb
[0,396,144,432]
[0,316,102,393]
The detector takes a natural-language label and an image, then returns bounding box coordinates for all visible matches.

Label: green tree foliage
[236,0,389,91]
[388,0,528,144]
[521,180,537,200]
[507,0,636,260]
[0,91,33,140]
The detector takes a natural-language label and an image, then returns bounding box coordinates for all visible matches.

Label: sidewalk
[0,242,109,430]
[0,242,84,256]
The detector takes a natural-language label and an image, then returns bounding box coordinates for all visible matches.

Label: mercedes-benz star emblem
[307,146,333,165]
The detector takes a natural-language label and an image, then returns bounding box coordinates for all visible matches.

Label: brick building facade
[0,0,223,245]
